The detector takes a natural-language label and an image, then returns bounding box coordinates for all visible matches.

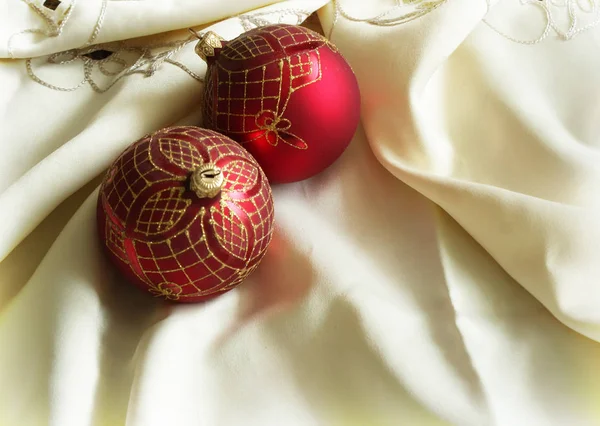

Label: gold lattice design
[100,127,274,301]
[222,160,259,192]
[270,24,324,49]
[288,51,321,92]
[135,187,190,235]
[105,140,166,222]
[209,25,330,150]
[105,220,126,260]
[210,205,249,260]
[215,63,281,132]
[221,34,274,60]
[204,135,275,262]
[159,137,202,171]
[220,24,326,62]
[132,205,267,299]
[290,51,312,79]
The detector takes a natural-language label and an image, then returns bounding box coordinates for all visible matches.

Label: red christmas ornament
[196,24,361,183]
[97,126,275,303]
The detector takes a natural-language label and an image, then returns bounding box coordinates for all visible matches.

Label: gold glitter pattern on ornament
[289,51,314,83]
[106,221,126,257]
[222,160,259,193]
[210,205,249,260]
[105,141,162,223]
[99,127,274,301]
[135,187,190,235]
[222,35,274,60]
[271,24,325,48]
[221,23,325,60]
[149,282,183,300]
[159,137,202,171]
[210,25,329,150]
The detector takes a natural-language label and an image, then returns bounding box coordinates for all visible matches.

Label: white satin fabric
[2,0,600,425]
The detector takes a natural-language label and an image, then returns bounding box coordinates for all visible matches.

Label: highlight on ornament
[97,126,275,303]
[193,23,361,183]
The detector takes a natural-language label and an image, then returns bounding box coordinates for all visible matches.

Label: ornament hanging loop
[189,29,223,62]
[190,162,224,198]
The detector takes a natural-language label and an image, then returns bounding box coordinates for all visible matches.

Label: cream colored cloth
[2,0,600,425]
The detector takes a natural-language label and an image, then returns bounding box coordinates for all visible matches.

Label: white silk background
[2,0,600,425]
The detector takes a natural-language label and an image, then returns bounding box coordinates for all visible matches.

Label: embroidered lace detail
[237,9,312,31]
[484,0,600,44]
[329,0,448,37]
[12,0,201,92]
[7,0,143,58]
[15,1,317,92]
[25,37,202,92]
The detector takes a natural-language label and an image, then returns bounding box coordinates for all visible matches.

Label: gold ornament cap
[189,29,223,62]
[190,163,224,198]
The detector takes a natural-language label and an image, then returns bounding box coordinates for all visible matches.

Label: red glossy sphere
[97,126,275,303]
[202,24,361,183]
